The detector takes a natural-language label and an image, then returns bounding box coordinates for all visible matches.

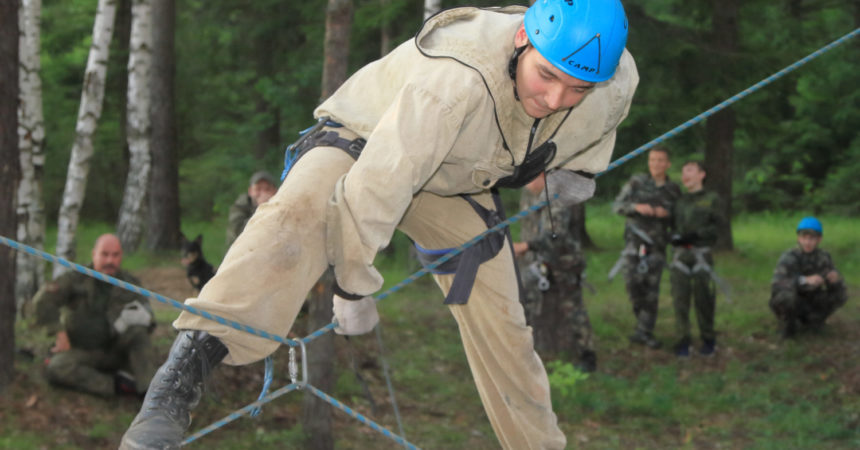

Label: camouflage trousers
[46,325,155,397]
[769,282,847,329]
[522,269,594,358]
[670,264,716,343]
[624,251,665,337]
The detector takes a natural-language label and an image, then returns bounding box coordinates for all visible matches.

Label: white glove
[332,295,379,335]
[113,301,153,334]
[545,169,596,207]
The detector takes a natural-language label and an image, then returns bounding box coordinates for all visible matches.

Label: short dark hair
[682,160,705,172]
[649,146,670,158]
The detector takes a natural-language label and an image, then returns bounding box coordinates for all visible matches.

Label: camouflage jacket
[772,247,840,293]
[672,189,722,250]
[519,189,585,275]
[612,173,681,250]
[32,268,152,351]
[227,193,256,247]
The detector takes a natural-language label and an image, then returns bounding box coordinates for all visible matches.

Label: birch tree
[423,0,440,21]
[54,0,117,278]
[116,0,153,251]
[16,0,46,311]
[0,0,20,392]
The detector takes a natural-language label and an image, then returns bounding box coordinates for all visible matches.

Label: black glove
[670,232,698,246]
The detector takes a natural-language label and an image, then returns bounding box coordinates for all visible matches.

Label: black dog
[180,233,215,292]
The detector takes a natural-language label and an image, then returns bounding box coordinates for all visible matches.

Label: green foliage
[546,360,590,399]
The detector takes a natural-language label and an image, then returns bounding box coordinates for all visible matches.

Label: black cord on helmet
[508,45,528,101]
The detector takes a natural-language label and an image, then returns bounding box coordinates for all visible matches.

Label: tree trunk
[146,0,181,250]
[569,203,596,250]
[705,0,737,251]
[379,0,391,56]
[117,0,153,252]
[423,0,440,21]
[301,1,353,447]
[0,0,20,392]
[16,0,46,312]
[302,275,335,450]
[320,0,352,101]
[54,0,118,278]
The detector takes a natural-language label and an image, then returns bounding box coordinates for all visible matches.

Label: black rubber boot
[120,330,228,450]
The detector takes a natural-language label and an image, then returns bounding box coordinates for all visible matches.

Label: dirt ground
[4,266,859,449]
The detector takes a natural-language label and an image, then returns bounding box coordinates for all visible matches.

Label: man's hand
[804,274,825,287]
[51,330,71,353]
[513,242,529,258]
[634,204,655,216]
[333,295,380,335]
[826,270,841,284]
[653,206,669,218]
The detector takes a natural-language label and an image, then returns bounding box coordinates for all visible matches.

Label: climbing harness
[413,190,513,305]
[671,246,733,303]
[607,223,657,280]
[281,116,366,181]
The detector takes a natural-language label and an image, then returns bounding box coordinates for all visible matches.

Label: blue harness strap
[414,189,522,305]
[281,117,366,181]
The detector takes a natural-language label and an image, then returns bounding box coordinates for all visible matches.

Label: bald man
[32,234,156,397]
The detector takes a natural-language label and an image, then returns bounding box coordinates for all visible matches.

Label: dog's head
[180,233,204,267]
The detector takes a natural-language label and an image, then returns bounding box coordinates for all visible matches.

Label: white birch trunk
[53,0,117,278]
[116,0,153,252]
[16,0,46,310]
[423,0,440,20]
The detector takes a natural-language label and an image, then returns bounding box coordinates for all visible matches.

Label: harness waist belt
[413,191,510,305]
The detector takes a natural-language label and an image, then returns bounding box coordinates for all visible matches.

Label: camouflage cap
[249,170,277,187]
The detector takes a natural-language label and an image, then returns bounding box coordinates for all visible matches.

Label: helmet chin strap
[508,44,528,101]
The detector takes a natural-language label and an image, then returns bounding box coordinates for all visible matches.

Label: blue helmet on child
[796,216,823,236]
[524,0,629,83]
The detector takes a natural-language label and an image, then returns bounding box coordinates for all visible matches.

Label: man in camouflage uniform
[226,171,278,247]
[514,173,596,372]
[32,234,156,397]
[669,161,723,356]
[612,147,680,349]
[770,217,847,338]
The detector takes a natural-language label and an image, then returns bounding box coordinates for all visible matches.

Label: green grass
[6,204,859,449]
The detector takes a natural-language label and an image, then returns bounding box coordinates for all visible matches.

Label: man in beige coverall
[122,1,638,448]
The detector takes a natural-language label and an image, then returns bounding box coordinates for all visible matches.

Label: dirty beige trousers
[175,142,566,449]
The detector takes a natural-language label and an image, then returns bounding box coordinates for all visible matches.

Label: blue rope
[304,384,421,450]
[0,236,301,349]
[249,356,274,417]
[183,382,301,445]
[600,27,860,176]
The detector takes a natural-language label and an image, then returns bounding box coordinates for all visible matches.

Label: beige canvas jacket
[316,6,639,296]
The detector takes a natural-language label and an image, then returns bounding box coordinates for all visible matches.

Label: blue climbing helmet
[796,216,823,236]
[524,0,628,83]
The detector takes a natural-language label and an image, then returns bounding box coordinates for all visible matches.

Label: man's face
[248,181,277,206]
[514,26,595,119]
[797,231,821,253]
[92,235,123,275]
[648,150,670,179]
[681,163,705,191]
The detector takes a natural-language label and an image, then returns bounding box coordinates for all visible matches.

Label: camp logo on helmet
[562,34,602,75]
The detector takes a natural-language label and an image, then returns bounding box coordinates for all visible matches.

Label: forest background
[36,0,860,229]
[1,0,859,448]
